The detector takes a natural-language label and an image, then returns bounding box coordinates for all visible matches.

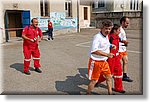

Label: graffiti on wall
[34,12,77,31]
[50,12,77,30]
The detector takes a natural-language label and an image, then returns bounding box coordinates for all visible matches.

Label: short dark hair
[100,19,113,28]
[31,18,38,23]
[110,24,121,34]
[120,16,128,24]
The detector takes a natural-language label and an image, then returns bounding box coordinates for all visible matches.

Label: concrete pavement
[1,28,143,95]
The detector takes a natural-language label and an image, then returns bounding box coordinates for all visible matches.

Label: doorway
[4,10,30,41]
[79,6,90,28]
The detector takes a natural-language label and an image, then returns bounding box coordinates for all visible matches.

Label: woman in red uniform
[107,24,125,93]
[22,18,43,75]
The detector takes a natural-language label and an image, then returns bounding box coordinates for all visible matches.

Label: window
[84,7,88,20]
[98,0,105,8]
[40,1,44,16]
[40,0,49,17]
[130,0,132,10]
[65,0,72,17]
[92,0,105,8]
[133,0,136,10]
[130,0,139,10]
[136,0,139,10]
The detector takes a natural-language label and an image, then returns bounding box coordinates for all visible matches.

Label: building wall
[1,0,41,42]
[2,0,40,17]
[113,0,130,12]
[0,1,4,43]
[43,0,78,34]
[1,0,79,42]
[50,0,78,18]
[92,1,114,13]
[92,0,143,12]
[91,11,143,30]
[90,0,143,30]
[50,0,65,13]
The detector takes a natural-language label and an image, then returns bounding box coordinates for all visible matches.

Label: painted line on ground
[76,41,142,54]
[127,50,142,54]
[76,41,91,47]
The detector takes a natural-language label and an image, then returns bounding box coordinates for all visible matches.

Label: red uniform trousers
[107,54,123,91]
[23,44,41,72]
[97,55,124,91]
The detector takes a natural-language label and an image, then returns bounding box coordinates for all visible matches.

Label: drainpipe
[0,0,3,94]
[77,0,80,33]
[0,1,3,43]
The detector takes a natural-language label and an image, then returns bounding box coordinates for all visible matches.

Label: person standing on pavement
[119,16,133,82]
[22,18,43,75]
[47,20,54,40]
[87,20,114,95]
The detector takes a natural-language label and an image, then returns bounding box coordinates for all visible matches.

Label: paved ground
[1,28,142,95]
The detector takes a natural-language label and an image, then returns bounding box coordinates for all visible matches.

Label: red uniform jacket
[22,25,43,48]
[48,22,53,29]
[108,34,120,55]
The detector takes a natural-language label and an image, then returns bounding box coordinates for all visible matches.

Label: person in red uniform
[107,24,125,93]
[22,18,43,75]
[47,20,53,40]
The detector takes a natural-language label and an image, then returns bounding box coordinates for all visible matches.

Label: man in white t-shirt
[119,16,133,82]
[87,20,114,95]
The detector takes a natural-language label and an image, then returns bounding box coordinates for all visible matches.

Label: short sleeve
[119,28,127,41]
[22,26,28,36]
[91,34,101,53]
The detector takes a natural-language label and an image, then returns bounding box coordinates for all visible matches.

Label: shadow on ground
[10,63,34,73]
[55,68,107,95]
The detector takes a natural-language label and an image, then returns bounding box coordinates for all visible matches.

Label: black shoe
[35,68,42,73]
[51,38,54,40]
[114,90,126,94]
[48,38,50,40]
[111,93,116,95]
[24,71,31,75]
[122,77,133,82]
[95,83,99,87]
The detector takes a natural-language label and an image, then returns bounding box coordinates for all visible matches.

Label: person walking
[87,20,114,95]
[47,20,53,40]
[119,16,133,82]
[22,18,43,75]
[107,24,125,93]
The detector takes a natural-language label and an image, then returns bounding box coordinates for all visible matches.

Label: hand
[38,38,42,42]
[112,45,116,50]
[122,40,128,45]
[30,39,34,42]
[107,53,114,58]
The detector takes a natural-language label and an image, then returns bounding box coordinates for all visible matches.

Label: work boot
[95,83,99,87]
[35,68,42,73]
[24,71,31,75]
[122,77,133,82]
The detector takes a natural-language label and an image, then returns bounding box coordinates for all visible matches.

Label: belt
[90,58,106,62]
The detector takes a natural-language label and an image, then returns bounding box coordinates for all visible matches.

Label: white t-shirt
[119,27,127,52]
[90,32,110,61]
